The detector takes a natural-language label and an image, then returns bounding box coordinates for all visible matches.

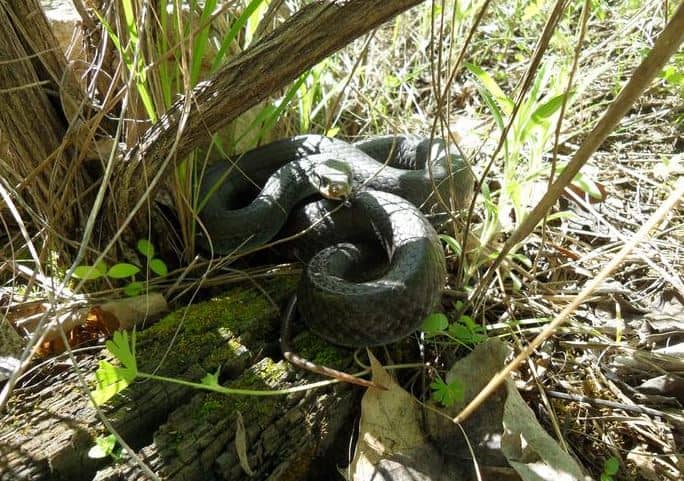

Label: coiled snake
[198,135,473,347]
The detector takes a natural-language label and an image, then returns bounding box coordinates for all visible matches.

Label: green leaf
[136,239,155,259]
[123,281,144,297]
[149,258,168,277]
[572,172,604,200]
[421,313,449,334]
[212,0,267,72]
[466,64,511,111]
[384,74,401,88]
[511,252,532,268]
[660,65,684,86]
[449,322,468,338]
[466,62,513,117]
[431,376,464,407]
[604,457,620,475]
[91,331,138,404]
[121,0,137,37]
[448,316,486,346]
[439,234,462,256]
[88,434,117,459]
[600,474,613,481]
[325,127,340,138]
[508,271,522,292]
[190,0,218,85]
[107,330,137,372]
[531,92,568,122]
[547,210,575,221]
[90,360,135,405]
[73,264,106,281]
[107,263,140,279]
[201,367,221,388]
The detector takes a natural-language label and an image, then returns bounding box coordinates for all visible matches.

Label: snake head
[312,158,353,201]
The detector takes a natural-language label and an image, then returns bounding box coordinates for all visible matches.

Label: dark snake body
[198,135,472,346]
[293,191,447,347]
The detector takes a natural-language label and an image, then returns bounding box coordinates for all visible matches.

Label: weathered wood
[0,1,64,191]
[91,358,357,481]
[0,278,361,480]
[0,0,87,237]
[112,0,425,236]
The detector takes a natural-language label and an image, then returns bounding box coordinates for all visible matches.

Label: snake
[198,135,473,347]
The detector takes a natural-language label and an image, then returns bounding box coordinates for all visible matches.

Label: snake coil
[198,135,473,346]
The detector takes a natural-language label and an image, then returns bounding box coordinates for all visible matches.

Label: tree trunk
[0,0,88,242]
[110,0,424,239]
[0,278,361,480]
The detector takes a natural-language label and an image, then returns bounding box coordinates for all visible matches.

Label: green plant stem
[136,361,434,396]
[137,370,347,396]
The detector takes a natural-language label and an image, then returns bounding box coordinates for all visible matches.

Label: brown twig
[280,295,385,390]
[545,390,679,422]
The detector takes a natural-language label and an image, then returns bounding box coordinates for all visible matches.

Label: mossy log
[0,278,361,480]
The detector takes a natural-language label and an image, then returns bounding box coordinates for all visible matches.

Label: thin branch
[112,0,425,235]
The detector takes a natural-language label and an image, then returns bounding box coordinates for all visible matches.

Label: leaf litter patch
[347,340,589,481]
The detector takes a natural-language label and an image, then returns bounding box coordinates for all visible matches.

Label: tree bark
[0,0,92,244]
[0,1,66,210]
[91,359,357,481]
[111,0,425,237]
[0,278,360,481]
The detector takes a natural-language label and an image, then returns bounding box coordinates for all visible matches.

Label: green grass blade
[466,62,513,117]
[92,3,157,121]
[531,92,570,122]
[212,0,267,73]
[191,0,218,85]
[235,72,309,146]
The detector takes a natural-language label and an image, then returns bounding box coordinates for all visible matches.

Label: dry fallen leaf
[99,293,168,330]
[350,340,593,481]
[35,294,168,356]
[348,352,465,481]
[235,411,255,476]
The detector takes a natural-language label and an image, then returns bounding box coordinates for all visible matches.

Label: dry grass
[1,0,682,479]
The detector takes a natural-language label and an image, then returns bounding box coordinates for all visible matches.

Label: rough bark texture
[112,0,424,237]
[91,359,357,481]
[0,278,361,480]
[0,2,63,191]
[0,0,87,237]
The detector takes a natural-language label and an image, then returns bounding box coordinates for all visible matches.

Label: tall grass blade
[191,0,218,85]
[212,0,267,72]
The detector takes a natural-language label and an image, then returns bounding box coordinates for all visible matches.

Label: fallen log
[0,277,361,480]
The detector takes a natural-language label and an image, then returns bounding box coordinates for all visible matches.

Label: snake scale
[198,135,473,347]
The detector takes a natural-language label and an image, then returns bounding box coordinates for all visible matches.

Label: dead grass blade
[455,176,684,423]
[469,1,684,312]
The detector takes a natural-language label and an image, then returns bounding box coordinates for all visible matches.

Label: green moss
[134,277,297,376]
[237,356,289,388]
[192,358,288,423]
[197,399,223,417]
[293,332,350,370]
